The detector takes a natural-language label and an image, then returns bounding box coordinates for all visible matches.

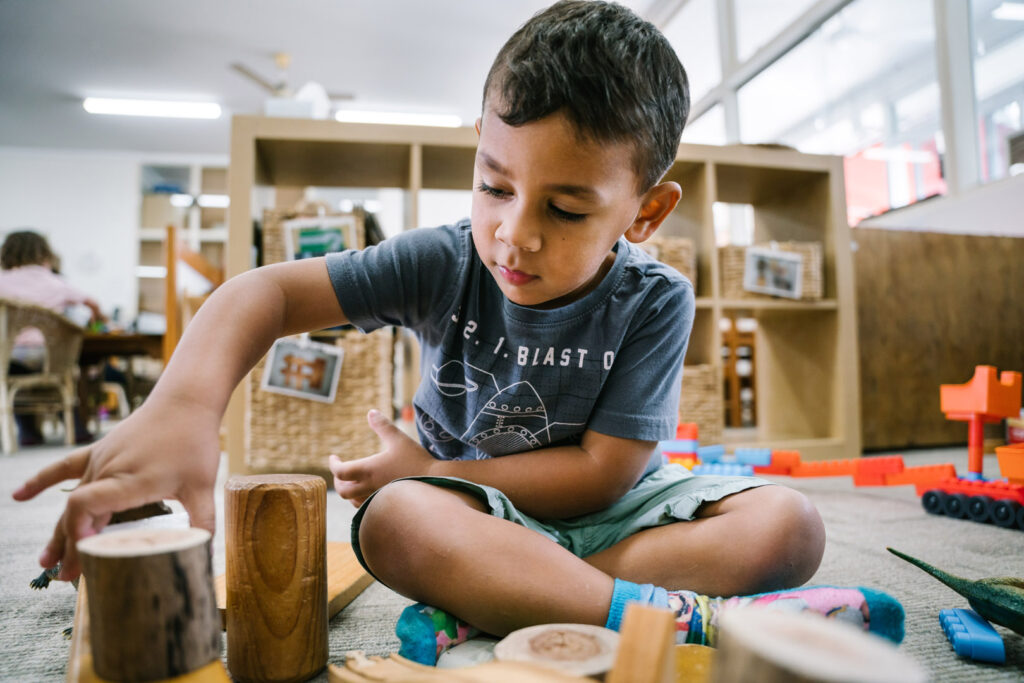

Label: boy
[14,0,902,662]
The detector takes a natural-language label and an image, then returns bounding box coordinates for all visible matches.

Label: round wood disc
[77,526,211,556]
[494,623,619,677]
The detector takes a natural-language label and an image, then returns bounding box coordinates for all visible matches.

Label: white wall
[859,174,1024,237]
[0,146,140,320]
[0,146,227,322]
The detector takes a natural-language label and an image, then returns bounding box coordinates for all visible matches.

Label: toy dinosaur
[887,547,1024,637]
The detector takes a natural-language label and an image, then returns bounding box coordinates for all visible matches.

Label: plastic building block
[735,448,772,467]
[662,439,699,454]
[667,456,697,470]
[938,608,1005,664]
[696,445,726,463]
[884,463,957,488]
[853,455,905,486]
[676,422,699,440]
[789,459,858,478]
[692,462,754,477]
[995,442,1024,486]
[941,366,1022,476]
[754,450,802,475]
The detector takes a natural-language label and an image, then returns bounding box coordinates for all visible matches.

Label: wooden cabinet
[226,116,860,472]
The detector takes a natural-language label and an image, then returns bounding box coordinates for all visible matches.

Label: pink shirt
[0,265,90,347]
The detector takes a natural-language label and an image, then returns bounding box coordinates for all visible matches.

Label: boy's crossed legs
[355,474,903,664]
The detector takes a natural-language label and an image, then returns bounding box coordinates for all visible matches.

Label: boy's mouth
[498,265,537,286]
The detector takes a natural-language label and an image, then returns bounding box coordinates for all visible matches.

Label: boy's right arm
[12,257,346,581]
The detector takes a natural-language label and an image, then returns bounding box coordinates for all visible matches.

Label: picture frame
[260,336,344,403]
[282,215,358,261]
[742,246,804,299]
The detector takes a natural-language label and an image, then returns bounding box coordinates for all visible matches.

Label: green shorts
[350,464,771,577]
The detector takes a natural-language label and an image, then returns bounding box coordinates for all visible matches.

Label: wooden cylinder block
[711,607,926,683]
[225,474,327,683]
[77,527,221,682]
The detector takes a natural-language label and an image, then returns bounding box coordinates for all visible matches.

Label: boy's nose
[495,209,541,252]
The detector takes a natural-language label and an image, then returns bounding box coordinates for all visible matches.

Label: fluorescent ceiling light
[334,110,462,128]
[169,193,193,208]
[993,2,1024,21]
[197,194,229,208]
[136,265,168,279]
[83,97,221,119]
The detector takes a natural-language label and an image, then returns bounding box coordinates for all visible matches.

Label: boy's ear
[623,181,682,243]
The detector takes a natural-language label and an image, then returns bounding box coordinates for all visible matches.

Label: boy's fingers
[12,448,91,501]
[329,454,363,479]
[178,489,216,536]
[367,409,403,441]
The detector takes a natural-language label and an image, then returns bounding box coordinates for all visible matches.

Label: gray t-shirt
[326,219,694,466]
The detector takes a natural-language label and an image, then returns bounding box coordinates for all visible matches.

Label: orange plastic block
[853,455,905,486]
[884,463,957,488]
[996,442,1024,485]
[789,459,858,478]
[676,422,699,440]
[667,456,697,470]
[753,450,802,475]
[940,365,1022,420]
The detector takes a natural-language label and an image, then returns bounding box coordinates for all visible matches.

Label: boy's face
[471,108,647,309]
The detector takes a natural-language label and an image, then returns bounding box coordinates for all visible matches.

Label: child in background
[0,230,103,444]
[13,0,903,660]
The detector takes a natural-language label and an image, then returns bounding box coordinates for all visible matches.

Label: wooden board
[67,578,230,683]
[855,228,1024,450]
[214,541,373,629]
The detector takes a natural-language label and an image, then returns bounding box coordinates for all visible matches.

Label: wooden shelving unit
[226,115,860,473]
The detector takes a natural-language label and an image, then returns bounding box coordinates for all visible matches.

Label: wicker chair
[0,299,85,454]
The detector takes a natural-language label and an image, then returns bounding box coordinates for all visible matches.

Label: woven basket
[720,242,823,301]
[641,236,697,289]
[246,328,394,473]
[680,364,723,446]
[244,207,392,474]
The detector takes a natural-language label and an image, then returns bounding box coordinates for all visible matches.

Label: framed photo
[283,215,358,261]
[260,337,344,403]
[742,247,804,299]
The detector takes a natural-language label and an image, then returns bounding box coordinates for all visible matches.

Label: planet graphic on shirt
[465,381,548,455]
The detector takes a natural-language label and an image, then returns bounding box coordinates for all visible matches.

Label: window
[737,0,944,224]
[734,0,818,61]
[682,105,727,145]
[662,0,720,103]
[972,0,1024,181]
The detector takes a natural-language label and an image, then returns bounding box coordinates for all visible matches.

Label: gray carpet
[2,444,1022,681]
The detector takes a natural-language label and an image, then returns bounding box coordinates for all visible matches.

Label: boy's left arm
[330,410,653,519]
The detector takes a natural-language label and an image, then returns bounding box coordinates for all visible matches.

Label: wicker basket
[246,328,394,473]
[720,242,823,301]
[244,207,392,474]
[262,207,366,265]
[679,364,723,446]
[641,236,697,290]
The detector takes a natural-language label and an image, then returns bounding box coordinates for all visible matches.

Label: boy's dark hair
[483,0,689,192]
[1,230,56,270]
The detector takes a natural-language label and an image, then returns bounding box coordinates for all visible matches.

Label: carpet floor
[1,444,1022,681]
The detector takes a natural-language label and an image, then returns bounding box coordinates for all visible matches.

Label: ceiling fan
[230,52,355,101]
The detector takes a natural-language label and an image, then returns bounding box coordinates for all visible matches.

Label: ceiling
[0,0,654,156]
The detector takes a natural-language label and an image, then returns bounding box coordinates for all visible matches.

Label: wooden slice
[494,623,619,677]
[711,607,927,683]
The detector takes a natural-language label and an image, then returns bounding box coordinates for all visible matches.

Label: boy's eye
[549,204,587,223]
[477,182,509,199]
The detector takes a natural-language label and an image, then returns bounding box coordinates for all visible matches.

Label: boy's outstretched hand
[329,409,435,506]
[10,397,221,582]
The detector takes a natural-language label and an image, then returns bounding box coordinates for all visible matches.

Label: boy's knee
[745,486,825,590]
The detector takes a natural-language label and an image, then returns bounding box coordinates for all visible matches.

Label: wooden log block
[225,474,327,683]
[213,541,373,629]
[606,604,675,683]
[77,527,222,682]
[710,607,927,683]
[493,623,619,677]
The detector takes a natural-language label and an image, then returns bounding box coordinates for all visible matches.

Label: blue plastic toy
[938,608,1005,664]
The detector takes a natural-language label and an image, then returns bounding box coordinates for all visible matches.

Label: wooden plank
[855,228,1024,450]
[67,578,230,683]
[214,541,373,629]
